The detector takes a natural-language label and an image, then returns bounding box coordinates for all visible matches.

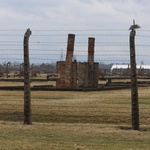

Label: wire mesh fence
[0,28,150,64]
[0,28,150,129]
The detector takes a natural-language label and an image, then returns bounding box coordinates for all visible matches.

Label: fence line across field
[0,28,150,130]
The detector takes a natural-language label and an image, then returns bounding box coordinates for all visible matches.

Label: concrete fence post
[130,29,139,130]
[24,28,32,125]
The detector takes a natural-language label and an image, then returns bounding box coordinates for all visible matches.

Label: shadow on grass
[0,112,23,122]
[118,126,150,131]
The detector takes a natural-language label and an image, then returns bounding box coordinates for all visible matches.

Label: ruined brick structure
[78,62,88,87]
[56,61,65,88]
[78,37,99,88]
[56,34,77,88]
[56,35,99,89]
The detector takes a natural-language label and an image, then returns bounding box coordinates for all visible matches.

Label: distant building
[111,64,150,76]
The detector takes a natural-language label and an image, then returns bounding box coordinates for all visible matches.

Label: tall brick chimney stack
[65,34,75,87]
[88,37,95,87]
[88,37,95,64]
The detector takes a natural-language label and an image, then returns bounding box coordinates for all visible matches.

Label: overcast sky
[0,0,150,29]
[0,0,150,65]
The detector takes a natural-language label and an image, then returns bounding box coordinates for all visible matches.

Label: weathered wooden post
[24,28,32,124]
[129,20,140,130]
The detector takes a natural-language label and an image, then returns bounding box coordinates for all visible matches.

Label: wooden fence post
[130,29,139,130]
[24,28,32,124]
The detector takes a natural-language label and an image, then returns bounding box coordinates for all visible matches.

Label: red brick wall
[71,60,77,88]
[56,34,77,88]
[78,62,88,88]
[56,61,65,88]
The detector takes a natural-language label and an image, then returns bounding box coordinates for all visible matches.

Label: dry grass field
[0,82,150,150]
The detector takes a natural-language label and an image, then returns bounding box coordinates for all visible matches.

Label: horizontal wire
[0,44,23,46]
[136,54,150,56]
[0,57,23,59]
[0,49,130,52]
[0,34,147,37]
[29,44,66,46]
[0,49,22,51]
[31,34,129,37]
[77,50,130,52]
[8,55,150,59]
[0,54,149,57]
[137,35,150,37]
[77,54,129,57]
[29,41,129,44]
[29,44,130,46]
[0,54,129,56]
[0,34,148,38]
[0,41,129,45]
[135,44,150,47]
[1,28,150,32]
[0,34,23,36]
[138,29,150,32]
[0,54,23,55]
[0,41,23,43]
[0,44,150,47]
[1,57,128,62]
[32,29,128,32]
[0,29,25,31]
[95,59,130,62]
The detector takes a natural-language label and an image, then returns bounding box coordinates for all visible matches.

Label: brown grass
[0,121,150,150]
[0,84,150,149]
[0,81,55,87]
[0,87,150,124]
